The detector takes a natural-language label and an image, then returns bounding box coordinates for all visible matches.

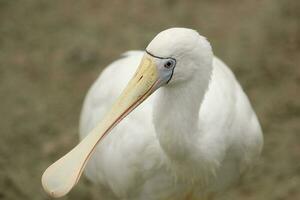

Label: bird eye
[164,59,175,69]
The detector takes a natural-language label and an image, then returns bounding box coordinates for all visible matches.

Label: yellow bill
[41,54,161,198]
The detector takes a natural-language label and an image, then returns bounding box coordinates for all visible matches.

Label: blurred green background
[0,0,299,199]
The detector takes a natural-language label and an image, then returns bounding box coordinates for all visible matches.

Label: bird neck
[153,70,211,164]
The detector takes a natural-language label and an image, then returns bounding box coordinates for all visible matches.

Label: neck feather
[153,67,211,163]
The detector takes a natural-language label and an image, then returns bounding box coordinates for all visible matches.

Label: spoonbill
[42,28,263,200]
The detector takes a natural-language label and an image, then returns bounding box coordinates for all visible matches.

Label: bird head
[146,27,213,86]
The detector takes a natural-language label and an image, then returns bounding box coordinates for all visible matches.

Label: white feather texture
[79,28,263,200]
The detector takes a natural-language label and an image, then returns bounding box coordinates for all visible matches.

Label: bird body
[79,50,262,199]
[42,28,263,200]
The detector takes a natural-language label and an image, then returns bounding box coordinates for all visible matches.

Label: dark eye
[164,59,175,69]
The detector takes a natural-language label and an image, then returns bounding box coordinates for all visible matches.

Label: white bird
[42,28,263,200]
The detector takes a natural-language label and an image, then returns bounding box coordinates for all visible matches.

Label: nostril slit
[138,75,143,81]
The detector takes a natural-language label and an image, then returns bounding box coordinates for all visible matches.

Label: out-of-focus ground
[0,0,299,199]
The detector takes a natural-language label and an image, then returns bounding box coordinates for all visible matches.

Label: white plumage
[78,28,263,200]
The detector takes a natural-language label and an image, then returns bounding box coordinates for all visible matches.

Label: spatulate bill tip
[41,170,72,198]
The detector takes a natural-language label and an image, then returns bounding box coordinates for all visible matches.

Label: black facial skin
[145,50,176,84]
